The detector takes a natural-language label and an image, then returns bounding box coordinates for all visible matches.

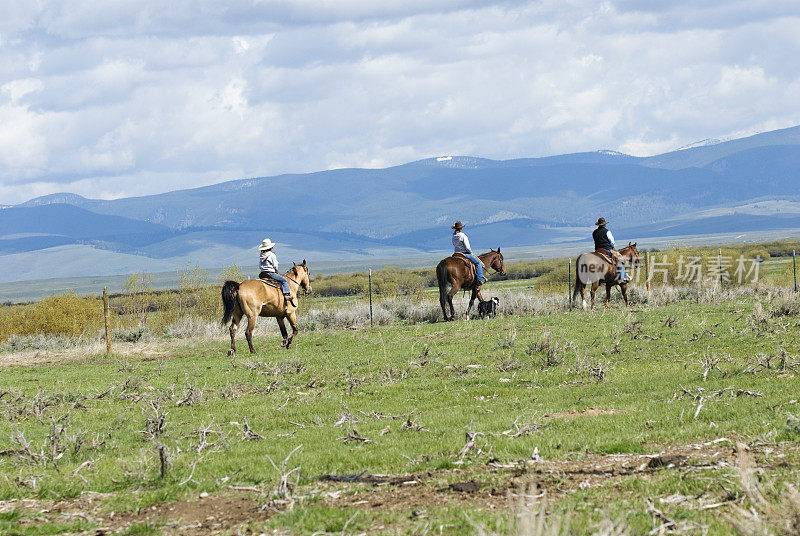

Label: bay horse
[436,249,506,321]
[572,243,640,309]
[221,261,312,356]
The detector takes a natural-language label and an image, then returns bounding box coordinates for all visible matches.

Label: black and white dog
[477,297,499,318]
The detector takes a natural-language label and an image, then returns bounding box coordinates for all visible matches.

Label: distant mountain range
[3,124,800,283]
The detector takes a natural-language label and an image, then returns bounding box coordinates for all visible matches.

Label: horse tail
[436,260,449,294]
[437,260,451,309]
[572,254,585,300]
[221,280,240,325]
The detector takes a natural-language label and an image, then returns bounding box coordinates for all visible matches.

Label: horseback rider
[451,221,485,285]
[258,239,297,306]
[592,218,631,282]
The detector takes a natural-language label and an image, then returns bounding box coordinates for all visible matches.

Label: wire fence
[1,246,798,350]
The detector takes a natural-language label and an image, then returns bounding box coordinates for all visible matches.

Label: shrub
[163,316,222,339]
[0,292,103,342]
[786,414,800,438]
[112,326,151,343]
[0,334,86,352]
[770,293,800,317]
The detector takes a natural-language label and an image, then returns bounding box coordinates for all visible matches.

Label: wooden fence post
[368,269,373,327]
[103,287,112,355]
[794,250,798,293]
[645,253,651,291]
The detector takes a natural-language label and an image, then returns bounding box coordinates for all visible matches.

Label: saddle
[593,249,614,265]
[452,253,487,287]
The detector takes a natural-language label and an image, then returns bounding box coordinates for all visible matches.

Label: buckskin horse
[221,261,312,357]
[572,243,640,309]
[436,249,506,321]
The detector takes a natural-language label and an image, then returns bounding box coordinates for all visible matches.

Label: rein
[478,252,503,274]
[261,269,306,291]
[284,268,309,291]
[284,274,302,287]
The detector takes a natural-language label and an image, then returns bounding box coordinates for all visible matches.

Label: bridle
[619,246,641,267]
[480,251,505,276]
[284,268,310,293]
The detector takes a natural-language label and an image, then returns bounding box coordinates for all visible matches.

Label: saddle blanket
[593,250,613,264]
[259,277,283,289]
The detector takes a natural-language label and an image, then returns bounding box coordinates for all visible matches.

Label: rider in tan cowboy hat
[592,218,630,282]
[451,221,485,284]
[258,238,296,306]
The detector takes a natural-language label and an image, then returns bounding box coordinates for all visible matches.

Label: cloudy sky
[1,0,799,204]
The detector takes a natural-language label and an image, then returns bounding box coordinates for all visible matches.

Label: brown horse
[436,249,506,321]
[572,243,640,309]
[221,261,312,356]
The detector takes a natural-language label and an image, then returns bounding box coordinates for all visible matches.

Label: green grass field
[1,287,800,535]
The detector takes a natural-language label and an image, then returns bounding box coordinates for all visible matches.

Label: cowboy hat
[451,221,464,230]
[595,217,607,226]
[258,238,276,250]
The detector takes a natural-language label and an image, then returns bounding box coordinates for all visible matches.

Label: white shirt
[259,250,279,273]
[452,232,472,254]
[606,230,615,248]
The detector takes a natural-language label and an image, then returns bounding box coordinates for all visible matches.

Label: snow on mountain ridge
[677,138,726,151]
[676,128,764,151]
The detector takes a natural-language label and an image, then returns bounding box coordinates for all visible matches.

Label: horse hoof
[226,349,234,357]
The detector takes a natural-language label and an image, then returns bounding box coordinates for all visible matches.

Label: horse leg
[620,283,630,307]
[245,314,257,354]
[276,317,289,347]
[605,283,612,308]
[228,306,243,357]
[590,281,599,309]
[466,288,480,319]
[577,284,587,310]
[284,312,299,349]
[447,285,460,321]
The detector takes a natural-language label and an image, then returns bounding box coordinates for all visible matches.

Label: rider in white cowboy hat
[258,239,296,306]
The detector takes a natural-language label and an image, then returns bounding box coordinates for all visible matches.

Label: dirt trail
[4,439,797,535]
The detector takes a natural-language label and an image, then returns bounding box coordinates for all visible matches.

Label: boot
[617,263,631,282]
[285,294,297,307]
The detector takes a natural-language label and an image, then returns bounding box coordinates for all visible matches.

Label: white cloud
[1,77,43,102]
[0,1,799,203]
